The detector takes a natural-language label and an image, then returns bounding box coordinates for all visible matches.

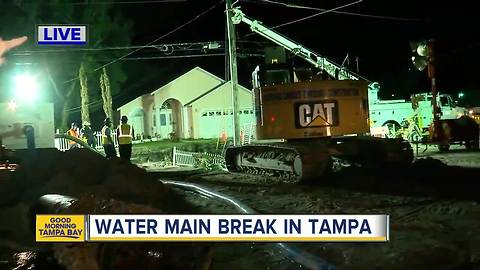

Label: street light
[13,74,39,103]
[458,92,465,98]
[410,40,440,120]
[410,41,428,71]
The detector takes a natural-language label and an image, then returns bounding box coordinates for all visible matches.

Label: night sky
[121,0,480,101]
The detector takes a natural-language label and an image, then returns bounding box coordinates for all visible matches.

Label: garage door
[198,108,254,138]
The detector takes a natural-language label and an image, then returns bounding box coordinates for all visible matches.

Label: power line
[21,0,187,5]
[242,0,363,38]
[62,0,223,84]
[248,0,428,22]
[91,2,221,72]
[14,40,267,55]
[272,0,363,29]
[67,86,131,113]
[14,51,262,65]
[14,42,224,54]
[120,53,226,60]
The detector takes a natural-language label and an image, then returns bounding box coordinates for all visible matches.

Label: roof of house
[150,66,224,96]
[118,66,251,109]
[117,95,142,111]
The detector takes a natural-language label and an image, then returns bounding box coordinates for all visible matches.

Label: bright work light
[13,74,39,103]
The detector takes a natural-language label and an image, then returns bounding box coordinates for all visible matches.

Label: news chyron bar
[36,214,389,242]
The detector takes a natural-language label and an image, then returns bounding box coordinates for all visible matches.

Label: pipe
[28,194,79,247]
[162,180,335,270]
[55,134,104,156]
[31,194,78,221]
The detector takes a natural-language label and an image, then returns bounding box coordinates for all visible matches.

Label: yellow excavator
[225,8,413,182]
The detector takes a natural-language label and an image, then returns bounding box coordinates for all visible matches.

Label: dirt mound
[5,148,186,211]
[0,148,206,269]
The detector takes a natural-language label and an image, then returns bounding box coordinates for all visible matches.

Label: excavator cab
[253,47,321,87]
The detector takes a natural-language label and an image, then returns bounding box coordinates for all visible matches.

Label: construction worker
[66,122,80,149]
[81,122,96,148]
[116,115,134,162]
[101,117,117,159]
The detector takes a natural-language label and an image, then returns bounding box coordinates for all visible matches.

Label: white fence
[172,147,197,166]
[241,122,255,145]
[172,146,225,168]
[55,131,119,152]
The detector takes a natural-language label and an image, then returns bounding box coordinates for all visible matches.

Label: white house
[118,67,254,139]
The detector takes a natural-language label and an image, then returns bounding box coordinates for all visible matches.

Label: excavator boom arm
[231,7,369,82]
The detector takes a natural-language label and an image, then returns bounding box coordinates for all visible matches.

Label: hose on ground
[162,180,335,270]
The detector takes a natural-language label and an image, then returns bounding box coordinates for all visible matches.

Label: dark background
[123,0,480,103]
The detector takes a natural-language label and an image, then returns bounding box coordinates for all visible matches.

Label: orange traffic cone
[220,131,227,143]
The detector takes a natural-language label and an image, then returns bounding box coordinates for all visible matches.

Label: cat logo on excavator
[294,101,339,128]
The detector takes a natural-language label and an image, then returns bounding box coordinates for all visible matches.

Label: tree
[100,67,113,122]
[79,62,90,125]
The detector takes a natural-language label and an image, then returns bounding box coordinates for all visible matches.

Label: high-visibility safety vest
[117,124,133,145]
[101,126,112,145]
[66,128,78,144]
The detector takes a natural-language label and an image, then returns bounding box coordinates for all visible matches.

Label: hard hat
[104,117,111,125]
[121,115,128,123]
[71,122,76,127]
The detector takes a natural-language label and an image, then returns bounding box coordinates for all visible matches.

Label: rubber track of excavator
[225,137,413,183]
[225,140,332,182]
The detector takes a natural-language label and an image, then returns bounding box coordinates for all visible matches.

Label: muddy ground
[2,146,479,270]
[164,147,480,270]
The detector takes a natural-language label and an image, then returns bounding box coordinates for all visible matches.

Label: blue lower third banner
[86,214,389,242]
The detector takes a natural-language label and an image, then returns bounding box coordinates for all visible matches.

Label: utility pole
[411,39,439,135]
[226,0,241,146]
[355,56,359,73]
[426,39,442,141]
[427,40,439,121]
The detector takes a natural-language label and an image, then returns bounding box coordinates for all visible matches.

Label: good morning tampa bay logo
[36,215,85,242]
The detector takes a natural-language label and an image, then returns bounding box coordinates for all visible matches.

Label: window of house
[160,114,167,126]
[209,112,215,116]
[153,113,156,127]
[244,110,249,114]
[216,111,222,116]
[202,112,207,117]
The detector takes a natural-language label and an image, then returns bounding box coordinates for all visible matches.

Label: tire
[438,144,450,152]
